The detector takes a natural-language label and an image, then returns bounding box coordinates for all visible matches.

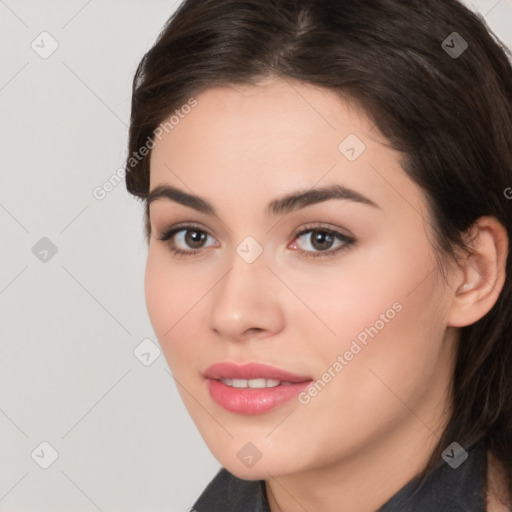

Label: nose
[208,251,285,342]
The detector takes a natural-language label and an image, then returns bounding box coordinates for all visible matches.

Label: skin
[144,76,508,512]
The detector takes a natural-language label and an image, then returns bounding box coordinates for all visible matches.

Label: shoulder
[192,467,269,512]
[486,451,511,512]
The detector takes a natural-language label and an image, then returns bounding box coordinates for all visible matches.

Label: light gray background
[1,1,511,511]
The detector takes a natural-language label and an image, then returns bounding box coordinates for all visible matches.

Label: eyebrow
[147,183,380,217]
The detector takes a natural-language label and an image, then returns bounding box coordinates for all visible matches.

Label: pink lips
[203,362,312,382]
[203,362,313,415]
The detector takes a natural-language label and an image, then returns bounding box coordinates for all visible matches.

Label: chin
[227,465,269,481]
[215,448,300,481]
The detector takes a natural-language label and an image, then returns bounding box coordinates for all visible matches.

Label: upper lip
[203,362,313,382]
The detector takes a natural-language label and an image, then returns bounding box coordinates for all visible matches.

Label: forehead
[152,77,379,156]
[147,77,424,218]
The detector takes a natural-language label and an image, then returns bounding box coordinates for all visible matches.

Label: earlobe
[448,216,508,328]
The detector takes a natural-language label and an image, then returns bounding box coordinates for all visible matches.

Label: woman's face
[145,77,459,479]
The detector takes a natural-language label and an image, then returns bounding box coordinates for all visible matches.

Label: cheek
[144,250,172,334]
[287,235,437,347]
[144,247,223,382]
[145,251,190,345]
[295,237,449,418]
[290,231,447,391]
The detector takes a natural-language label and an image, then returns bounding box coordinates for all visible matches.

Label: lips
[203,362,312,383]
[203,362,313,414]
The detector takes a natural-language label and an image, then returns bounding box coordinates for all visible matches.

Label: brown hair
[125,0,512,500]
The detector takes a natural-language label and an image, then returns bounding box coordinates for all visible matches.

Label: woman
[124,0,512,510]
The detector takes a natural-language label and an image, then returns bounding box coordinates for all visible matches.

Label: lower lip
[206,379,312,414]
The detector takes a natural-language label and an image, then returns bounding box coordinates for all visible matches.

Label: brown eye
[309,230,335,251]
[290,226,356,259]
[157,224,218,258]
[184,229,208,249]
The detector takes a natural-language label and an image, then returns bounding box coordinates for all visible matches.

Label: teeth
[220,378,283,388]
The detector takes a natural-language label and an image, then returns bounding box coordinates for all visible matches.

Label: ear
[447,216,508,328]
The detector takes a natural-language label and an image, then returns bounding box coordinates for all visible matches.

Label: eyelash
[157,223,356,259]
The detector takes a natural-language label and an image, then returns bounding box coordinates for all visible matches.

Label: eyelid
[290,222,355,240]
[157,222,217,244]
[157,221,353,242]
